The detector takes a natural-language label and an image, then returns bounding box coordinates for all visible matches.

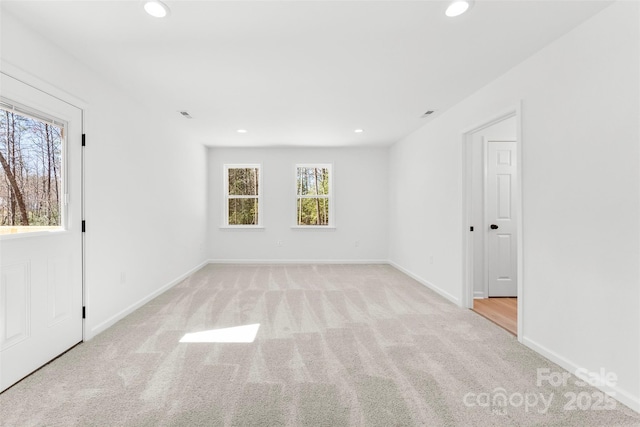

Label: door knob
[490,224,499,230]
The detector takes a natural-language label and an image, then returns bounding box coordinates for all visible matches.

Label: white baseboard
[207,258,389,265]
[85,259,209,340]
[387,260,459,305]
[473,291,485,299]
[522,336,640,413]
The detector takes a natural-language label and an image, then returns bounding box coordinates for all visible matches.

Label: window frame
[222,163,263,228]
[0,98,68,237]
[293,163,334,228]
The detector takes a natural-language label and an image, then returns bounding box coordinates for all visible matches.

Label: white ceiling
[2,0,612,147]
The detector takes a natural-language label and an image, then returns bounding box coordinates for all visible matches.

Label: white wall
[1,11,208,339]
[208,147,388,262]
[389,1,639,411]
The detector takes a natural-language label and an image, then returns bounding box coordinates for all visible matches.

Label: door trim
[461,102,524,340]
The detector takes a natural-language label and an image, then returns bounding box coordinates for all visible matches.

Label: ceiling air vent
[179,111,193,119]
[421,110,436,118]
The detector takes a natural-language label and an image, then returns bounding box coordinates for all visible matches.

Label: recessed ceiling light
[445,0,472,17]
[237,129,248,133]
[144,0,170,18]
[354,129,364,133]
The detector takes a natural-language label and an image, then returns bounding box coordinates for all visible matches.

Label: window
[224,164,261,226]
[296,164,332,226]
[0,102,65,235]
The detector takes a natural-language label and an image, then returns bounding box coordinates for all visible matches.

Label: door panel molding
[47,255,72,327]
[1,261,32,350]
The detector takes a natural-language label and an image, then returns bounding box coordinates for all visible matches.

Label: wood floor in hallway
[472,297,517,336]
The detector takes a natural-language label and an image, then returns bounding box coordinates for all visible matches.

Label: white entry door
[0,73,83,392]
[486,139,517,297]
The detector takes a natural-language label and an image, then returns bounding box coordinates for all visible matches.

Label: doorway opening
[462,106,523,339]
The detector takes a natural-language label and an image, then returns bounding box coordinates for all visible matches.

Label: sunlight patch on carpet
[179,324,260,343]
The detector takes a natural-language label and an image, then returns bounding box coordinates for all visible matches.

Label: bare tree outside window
[296,165,331,226]
[225,165,261,226]
[0,106,63,234]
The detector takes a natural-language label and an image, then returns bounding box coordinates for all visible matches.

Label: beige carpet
[1,264,638,426]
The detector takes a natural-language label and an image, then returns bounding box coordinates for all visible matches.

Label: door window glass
[0,101,65,234]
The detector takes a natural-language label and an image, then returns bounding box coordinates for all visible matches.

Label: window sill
[290,226,336,231]
[219,226,265,231]
[0,228,68,240]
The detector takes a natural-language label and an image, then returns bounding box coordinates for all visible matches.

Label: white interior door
[486,139,517,297]
[0,73,83,392]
